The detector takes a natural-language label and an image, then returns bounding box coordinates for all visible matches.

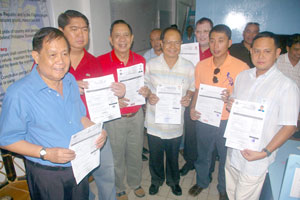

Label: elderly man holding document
[224,32,300,200]
[0,27,107,200]
[145,27,194,196]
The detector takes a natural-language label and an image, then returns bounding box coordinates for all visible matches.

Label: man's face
[161,30,181,59]
[243,24,259,46]
[209,31,232,59]
[195,22,211,47]
[150,30,161,52]
[251,37,281,74]
[287,43,300,62]
[109,23,134,55]
[60,17,89,51]
[32,37,70,84]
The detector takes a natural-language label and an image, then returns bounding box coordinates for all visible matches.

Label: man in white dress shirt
[225,31,300,200]
[277,34,300,88]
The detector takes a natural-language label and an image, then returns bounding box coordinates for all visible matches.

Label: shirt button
[56,94,59,97]
[48,90,51,93]
[69,121,72,124]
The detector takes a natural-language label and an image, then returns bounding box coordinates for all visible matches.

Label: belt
[25,159,71,171]
[121,112,137,118]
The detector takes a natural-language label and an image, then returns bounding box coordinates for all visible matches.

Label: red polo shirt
[97,49,146,115]
[69,49,102,119]
[199,44,212,61]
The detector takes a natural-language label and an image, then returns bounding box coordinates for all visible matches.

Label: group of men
[0,8,299,200]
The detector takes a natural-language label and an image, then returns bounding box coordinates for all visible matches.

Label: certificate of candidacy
[69,123,103,184]
[195,84,225,127]
[84,74,121,123]
[117,63,145,106]
[224,99,266,151]
[180,42,200,66]
[155,84,182,124]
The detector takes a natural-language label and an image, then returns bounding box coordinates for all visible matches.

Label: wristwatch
[262,148,271,157]
[40,147,47,160]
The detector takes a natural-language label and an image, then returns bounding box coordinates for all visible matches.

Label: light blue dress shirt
[0,65,86,167]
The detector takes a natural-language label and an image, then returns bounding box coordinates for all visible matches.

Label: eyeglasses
[163,40,182,46]
[213,68,220,83]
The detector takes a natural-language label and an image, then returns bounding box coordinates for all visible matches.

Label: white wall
[90,0,112,56]
[49,0,177,56]
[49,0,111,55]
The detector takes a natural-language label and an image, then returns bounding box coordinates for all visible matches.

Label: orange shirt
[195,54,249,120]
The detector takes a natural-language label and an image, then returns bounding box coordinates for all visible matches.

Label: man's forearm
[190,89,199,110]
[265,125,296,153]
[1,140,42,158]
[81,116,95,129]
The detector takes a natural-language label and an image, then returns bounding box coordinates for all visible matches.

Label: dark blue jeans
[194,120,227,193]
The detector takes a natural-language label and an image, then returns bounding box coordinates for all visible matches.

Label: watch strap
[263,148,271,157]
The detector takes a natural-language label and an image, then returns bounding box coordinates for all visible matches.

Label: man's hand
[190,108,201,120]
[240,149,266,161]
[148,93,159,105]
[181,95,191,107]
[77,80,89,95]
[111,82,126,98]
[138,86,150,98]
[119,98,130,108]
[44,147,76,164]
[226,98,234,112]
[221,89,230,103]
[95,129,107,149]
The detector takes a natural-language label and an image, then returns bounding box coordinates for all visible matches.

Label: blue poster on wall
[0,0,51,110]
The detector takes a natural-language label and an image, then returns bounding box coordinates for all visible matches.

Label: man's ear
[275,48,281,59]
[286,46,290,53]
[32,51,39,64]
[228,39,232,48]
[109,36,113,47]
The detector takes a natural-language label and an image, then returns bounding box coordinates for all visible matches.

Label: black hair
[252,31,280,48]
[32,27,70,53]
[286,34,300,47]
[209,24,231,39]
[160,27,182,41]
[196,17,213,29]
[58,10,89,29]
[110,19,132,35]
[244,22,260,31]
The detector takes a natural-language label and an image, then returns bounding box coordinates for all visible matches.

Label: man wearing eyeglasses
[145,27,194,196]
[188,24,248,200]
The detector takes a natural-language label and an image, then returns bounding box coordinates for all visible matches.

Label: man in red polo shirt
[97,20,149,200]
[58,10,125,200]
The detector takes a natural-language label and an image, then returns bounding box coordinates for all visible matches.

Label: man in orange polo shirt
[188,24,249,200]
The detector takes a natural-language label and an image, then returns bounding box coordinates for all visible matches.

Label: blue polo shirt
[0,65,86,167]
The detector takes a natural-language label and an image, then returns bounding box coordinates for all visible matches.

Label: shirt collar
[110,49,135,65]
[211,53,231,69]
[31,63,71,94]
[250,63,277,79]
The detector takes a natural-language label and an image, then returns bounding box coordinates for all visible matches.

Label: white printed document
[69,123,103,184]
[117,63,145,106]
[195,84,225,127]
[180,42,200,66]
[155,85,182,124]
[224,99,266,151]
[290,167,300,198]
[84,74,121,123]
